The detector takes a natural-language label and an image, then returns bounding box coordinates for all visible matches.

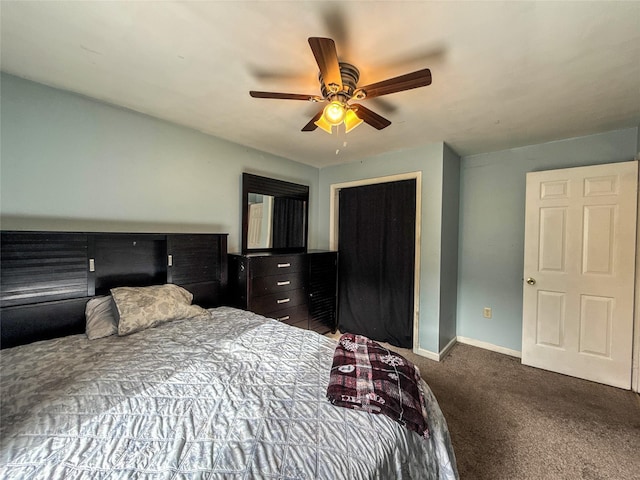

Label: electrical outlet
[483,307,492,319]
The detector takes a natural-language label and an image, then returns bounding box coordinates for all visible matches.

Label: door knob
[526,277,536,285]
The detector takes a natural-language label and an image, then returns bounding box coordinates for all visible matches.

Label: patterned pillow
[85,296,118,340]
[111,284,209,336]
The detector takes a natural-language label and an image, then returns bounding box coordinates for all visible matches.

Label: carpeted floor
[398,343,640,480]
[327,332,640,479]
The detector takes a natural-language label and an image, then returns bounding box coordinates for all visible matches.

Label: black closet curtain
[272,197,305,249]
[338,179,416,348]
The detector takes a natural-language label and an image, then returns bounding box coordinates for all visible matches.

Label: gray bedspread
[1,307,457,479]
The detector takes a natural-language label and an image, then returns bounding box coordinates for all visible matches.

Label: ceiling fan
[249,37,432,134]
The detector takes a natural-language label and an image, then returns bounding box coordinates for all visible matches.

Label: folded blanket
[326,333,429,439]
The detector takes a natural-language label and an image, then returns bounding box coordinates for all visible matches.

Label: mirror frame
[241,173,309,254]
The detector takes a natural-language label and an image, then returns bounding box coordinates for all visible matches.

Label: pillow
[111,284,209,336]
[85,296,118,340]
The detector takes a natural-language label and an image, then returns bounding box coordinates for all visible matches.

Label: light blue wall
[457,127,639,352]
[318,143,451,354]
[0,73,319,253]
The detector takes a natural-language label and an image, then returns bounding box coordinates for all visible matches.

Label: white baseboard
[456,336,522,358]
[414,347,440,361]
[414,336,521,362]
[414,336,458,362]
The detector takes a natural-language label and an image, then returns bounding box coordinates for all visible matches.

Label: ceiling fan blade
[351,104,391,130]
[308,37,342,91]
[301,111,323,132]
[250,91,321,101]
[320,5,350,61]
[249,66,309,83]
[357,68,432,99]
[384,46,446,71]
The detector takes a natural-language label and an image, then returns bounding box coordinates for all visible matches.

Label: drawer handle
[278,315,290,322]
[277,263,291,268]
[277,298,291,304]
[277,280,291,286]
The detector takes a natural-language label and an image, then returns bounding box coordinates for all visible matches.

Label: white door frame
[634,161,640,393]
[329,172,422,352]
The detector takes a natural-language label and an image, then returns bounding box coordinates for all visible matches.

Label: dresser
[228,251,337,334]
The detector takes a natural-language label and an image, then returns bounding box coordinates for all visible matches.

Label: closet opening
[330,172,422,350]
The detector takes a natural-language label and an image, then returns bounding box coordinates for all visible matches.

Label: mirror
[242,173,309,253]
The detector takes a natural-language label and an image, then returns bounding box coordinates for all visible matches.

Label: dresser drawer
[264,304,308,329]
[250,288,307,316]
[249,254,306,278]
[251,273,304,296]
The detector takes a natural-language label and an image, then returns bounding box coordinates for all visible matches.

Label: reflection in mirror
[247,194,273,249]
[270,197,306,249]
[247,194,307,249]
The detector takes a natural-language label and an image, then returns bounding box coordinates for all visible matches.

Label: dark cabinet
[308,251,338,334]
[89,232,227,305]
[90,234,167,297]
[167,234,227,307]
[228,251,337,334]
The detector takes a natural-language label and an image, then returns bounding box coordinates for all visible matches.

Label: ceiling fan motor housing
[319,62,360,101]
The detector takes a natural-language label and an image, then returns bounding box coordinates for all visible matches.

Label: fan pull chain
[335,124,348,155]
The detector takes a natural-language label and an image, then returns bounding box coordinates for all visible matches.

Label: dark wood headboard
[0,231,228,349]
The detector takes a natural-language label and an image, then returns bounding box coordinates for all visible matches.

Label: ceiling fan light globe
[323,101,346,125]
[344,109,364,133]
[314,115,333,134]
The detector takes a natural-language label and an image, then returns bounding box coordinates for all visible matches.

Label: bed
[0,232,458,479]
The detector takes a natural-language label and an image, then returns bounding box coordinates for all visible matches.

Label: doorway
[330,172,422,349]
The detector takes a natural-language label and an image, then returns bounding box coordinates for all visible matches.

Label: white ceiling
[1,1,639,168]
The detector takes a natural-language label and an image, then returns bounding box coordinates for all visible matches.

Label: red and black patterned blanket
[326,333,429,439]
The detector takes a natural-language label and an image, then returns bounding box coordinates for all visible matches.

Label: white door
[247,203,264,249]
[522,161,638,389]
